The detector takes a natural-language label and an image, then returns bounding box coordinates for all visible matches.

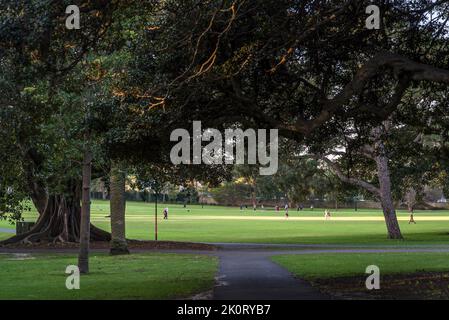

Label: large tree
[116,0,449,239]
[0,0,125,244]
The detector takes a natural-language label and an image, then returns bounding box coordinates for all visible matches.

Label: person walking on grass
[409,211,416,224]
[163,207,169,220]
[284,203,289,218]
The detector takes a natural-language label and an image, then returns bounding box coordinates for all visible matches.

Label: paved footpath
[213,249,327,300]
[2,242,449,300]
[0,228,15,234]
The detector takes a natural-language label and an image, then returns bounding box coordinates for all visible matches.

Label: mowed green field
[1,200,449,245]
[272,252,449,279]
[0,233,10,241]
[0,253,217,300]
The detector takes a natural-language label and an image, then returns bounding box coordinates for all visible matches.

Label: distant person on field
[284,204,289,218]
[409,210,416,224]
[275,205,280,212]
[163,207,169,220]
[324,209,331,220]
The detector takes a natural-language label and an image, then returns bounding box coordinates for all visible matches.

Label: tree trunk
[405,188,417,213]
[27,179,48,216]
[101,180,108,200]
[109,161,129,255]
[78,147,92,274]
[1,148,110,246]
[375,152,403,240]
[251,182,257,209]
[23,149,49,216]
[0,181,110,245]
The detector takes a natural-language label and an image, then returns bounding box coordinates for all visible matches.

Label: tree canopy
[0,0,448,243]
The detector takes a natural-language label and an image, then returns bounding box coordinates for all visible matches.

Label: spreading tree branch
[320,156,381,197]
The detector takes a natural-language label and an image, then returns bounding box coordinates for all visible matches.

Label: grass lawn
[272,252,449,280]
[1,200,449,245]
[0,253,218,300]
[0,233,10,241]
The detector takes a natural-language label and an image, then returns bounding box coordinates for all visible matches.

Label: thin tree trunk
[375,151,403,240]
[405,188,417,213]
[78,147,92,274]
[251,181,257,209]
[109,161,129,255]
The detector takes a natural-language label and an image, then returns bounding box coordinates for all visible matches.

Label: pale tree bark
[372,124,403,239]
[321,157,381,196]
[374,149,403,239]
[109,160,129,255]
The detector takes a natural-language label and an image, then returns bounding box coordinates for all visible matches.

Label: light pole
[150,180,161,241]
[154,190,158,241]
